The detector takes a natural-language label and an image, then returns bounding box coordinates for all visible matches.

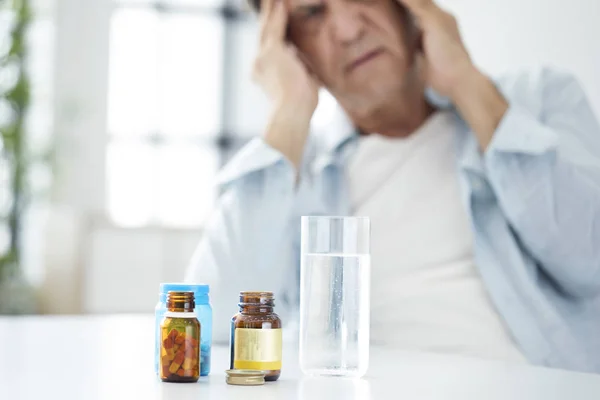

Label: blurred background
[0,0,599,316]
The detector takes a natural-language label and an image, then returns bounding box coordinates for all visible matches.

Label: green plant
[0,0,32,281]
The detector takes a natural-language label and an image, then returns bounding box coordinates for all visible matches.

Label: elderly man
[186,0,600,373]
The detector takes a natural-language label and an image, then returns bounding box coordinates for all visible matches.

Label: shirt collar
[321,102,359,154]
[318,89,485,173]
[310,103,359,175]
[321,86,455,154]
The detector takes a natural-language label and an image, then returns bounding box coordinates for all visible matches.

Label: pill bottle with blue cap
[155,283,212,376]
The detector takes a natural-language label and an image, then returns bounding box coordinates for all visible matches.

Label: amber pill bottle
[230,291,282,381]
[159,291,201,383]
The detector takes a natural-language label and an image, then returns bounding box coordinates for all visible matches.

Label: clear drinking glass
[299,216,371,377]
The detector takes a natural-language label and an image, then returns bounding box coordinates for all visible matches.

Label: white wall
[41,0,600,314]
[438,0,600,113]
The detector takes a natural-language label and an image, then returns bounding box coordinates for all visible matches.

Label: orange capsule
[173,350,185,365]
[175,332,185,345]
[169,360,181,374]
[163,336,174,349]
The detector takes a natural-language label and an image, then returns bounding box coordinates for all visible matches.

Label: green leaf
[0,0,33,272]
[8,35,23,57]
[0,250,16,269]
[5,73,30,110]
[0,123,17,152]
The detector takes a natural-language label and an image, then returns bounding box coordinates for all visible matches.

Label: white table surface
[1,315,599,400]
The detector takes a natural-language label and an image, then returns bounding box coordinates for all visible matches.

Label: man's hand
[399,0,472,99]
[253,0,320,170]
[399,0,509,150]
[253,0,319,113]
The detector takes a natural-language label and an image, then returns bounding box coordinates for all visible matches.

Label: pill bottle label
[233,328,282,370]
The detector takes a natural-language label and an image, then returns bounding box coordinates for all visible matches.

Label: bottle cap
[225,369,266,386]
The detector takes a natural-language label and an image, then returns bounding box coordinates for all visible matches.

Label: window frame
[101,0,252,228]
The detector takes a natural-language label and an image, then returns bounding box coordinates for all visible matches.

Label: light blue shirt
[185,68,600,373]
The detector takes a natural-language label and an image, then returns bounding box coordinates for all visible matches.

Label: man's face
[286,0,419,110]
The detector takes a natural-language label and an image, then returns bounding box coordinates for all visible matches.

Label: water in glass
[299,252,370,377]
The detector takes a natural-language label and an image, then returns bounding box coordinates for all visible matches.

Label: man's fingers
[270,0,288,41]
[260,0,287,44]
[259,0,276,43]
[260,0,276,21]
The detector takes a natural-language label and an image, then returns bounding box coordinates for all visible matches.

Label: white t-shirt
[347,111,526,363]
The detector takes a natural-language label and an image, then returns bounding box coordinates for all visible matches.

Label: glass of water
[299,216,371,378]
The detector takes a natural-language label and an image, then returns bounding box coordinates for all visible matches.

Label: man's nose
[328,5,365,45]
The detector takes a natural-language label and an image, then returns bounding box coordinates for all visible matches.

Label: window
[106,0,247,228]
[106,0,336,228]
